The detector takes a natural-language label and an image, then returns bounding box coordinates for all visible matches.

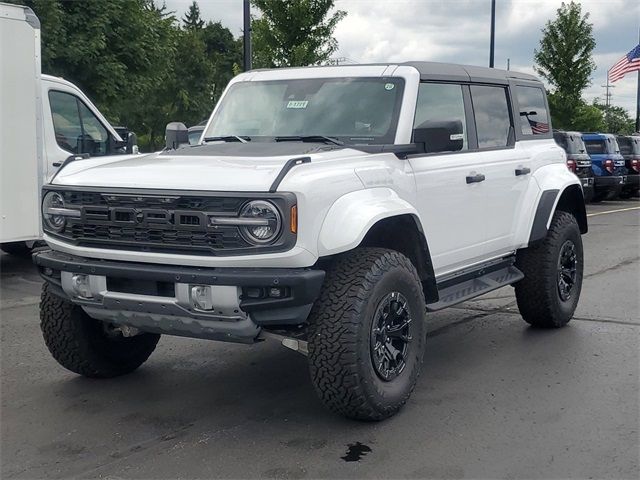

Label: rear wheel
[515,211,583,328]
[308,248,427,421]
[40,283,160,378]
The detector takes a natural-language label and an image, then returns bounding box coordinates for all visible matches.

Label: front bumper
[594,175,625,192]
[33,250,325,344]
[622,174,639,192]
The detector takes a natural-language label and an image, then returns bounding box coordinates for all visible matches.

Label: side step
[426,265,524,312]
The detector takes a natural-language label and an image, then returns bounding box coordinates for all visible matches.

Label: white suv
[34,62,587,420]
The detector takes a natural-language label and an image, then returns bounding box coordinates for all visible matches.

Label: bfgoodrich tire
[515,211,584,328]
[40,283,161,378]
[308,248,427,421]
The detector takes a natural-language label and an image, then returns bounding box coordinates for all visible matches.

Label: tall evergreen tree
[534,1,596,128]
[182,1,204,30]
[251,0,346,68]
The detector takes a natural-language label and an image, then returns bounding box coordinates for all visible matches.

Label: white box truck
[0,3,137,255]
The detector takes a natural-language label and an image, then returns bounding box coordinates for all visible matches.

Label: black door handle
[515,167,531,176]
[466,173,486,184]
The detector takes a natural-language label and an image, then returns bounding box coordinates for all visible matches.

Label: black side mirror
[165,122,189,150]
[413,120,464,154]
[125,132,138,154]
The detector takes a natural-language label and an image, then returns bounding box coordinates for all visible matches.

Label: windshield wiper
[275,135,344,146]
[203,135,250,143]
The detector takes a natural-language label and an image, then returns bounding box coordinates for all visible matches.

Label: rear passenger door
[408,82,490,276]
[468,84,533,258]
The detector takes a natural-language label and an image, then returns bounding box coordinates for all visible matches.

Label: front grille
[48,189,296,255]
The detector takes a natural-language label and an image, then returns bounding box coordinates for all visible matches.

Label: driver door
[408,82,489,277]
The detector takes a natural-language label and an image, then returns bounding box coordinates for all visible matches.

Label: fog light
[71,274,93,299]
[190,285,214,311]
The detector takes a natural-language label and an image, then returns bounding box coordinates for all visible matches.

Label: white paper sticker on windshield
[384,83,395,90]
[450,133,464,141]
[287,100,309,109]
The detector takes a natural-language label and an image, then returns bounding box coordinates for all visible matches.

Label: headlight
[42,191,66,232]
[239,200,281,244]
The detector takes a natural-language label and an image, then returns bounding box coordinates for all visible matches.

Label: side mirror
[165,122,189,150]
[413,120,464,154]
[126,132,138,154]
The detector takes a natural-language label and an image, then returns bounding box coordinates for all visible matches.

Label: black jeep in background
[553,130,595,203]
[616,135,640,199]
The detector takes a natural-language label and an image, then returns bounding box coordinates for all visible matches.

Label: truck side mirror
[165,122,189,150]
[413,120,464,154]
[126,132,138,154]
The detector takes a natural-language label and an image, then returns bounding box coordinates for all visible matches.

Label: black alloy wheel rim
[557,240,578,302]
[370,291,413,381]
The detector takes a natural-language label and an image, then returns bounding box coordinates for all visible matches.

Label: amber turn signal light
[290,205,297,234]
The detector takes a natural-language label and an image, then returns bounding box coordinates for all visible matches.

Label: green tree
[202,21,243,102]
[251,0,346,68]
[534,1,596,127]
[182,1,204,30]
[571,102,604,132]
[593,100,635,134]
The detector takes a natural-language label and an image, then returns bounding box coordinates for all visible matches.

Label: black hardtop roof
[250,61,541,85]
[401,61,540,84]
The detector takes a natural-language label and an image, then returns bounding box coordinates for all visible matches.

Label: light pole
[489,0,496,68]
[243,0,251,71]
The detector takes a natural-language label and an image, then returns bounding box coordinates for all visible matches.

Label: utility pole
[506,58,510,71]
[489,0,496,68]
[602,73,615,129]
[243,0,251,71]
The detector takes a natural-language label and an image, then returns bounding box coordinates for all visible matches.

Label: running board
[426,265,524,312]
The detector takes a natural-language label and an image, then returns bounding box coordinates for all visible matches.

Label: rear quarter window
[515,86,549,136]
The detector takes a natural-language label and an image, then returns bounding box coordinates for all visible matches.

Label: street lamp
[489,0,496,68]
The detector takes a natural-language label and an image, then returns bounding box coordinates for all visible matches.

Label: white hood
[52,145,365,192]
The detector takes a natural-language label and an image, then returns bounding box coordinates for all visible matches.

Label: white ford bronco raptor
[34,62,587,421]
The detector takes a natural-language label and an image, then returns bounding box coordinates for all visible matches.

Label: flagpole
[636,28,640,132]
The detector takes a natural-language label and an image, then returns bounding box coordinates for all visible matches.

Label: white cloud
[166,0,640,115]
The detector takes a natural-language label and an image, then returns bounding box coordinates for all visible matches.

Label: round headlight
[42,191,66,232]
[239,200,281,244]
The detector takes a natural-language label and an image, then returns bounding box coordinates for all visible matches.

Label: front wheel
[307,248,427,421]
[40,283,161,378]
[515,211,584,328]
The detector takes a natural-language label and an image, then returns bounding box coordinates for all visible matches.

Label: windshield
[584,139,608,155]
[205,77,405,145]
[554,133,586,154]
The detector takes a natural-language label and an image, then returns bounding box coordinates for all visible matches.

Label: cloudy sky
[165,0,640,115]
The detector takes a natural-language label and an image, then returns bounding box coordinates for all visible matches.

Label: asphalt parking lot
[1,199,638,479]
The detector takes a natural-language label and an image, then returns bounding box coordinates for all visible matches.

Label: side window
[49,91,109,156]
[470,85,512,148]
[49,91,83,154]
[413,83,468,151]
[516,86,550,136]
[77,100,109,155]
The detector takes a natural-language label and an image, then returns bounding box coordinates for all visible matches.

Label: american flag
[528,119,549,134]
[608,44,640,83]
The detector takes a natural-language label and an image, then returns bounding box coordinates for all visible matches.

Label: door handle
[466,173,485,184]
[515,167,531,176]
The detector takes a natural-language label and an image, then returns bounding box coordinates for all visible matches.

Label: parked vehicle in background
[553,130,594,203]
[582,133,626,202]
[187,121,207,145]
[616,135,640,199]
[34,62,588,421]
[0,3,138,257]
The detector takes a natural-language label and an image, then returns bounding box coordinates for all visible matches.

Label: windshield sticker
[450,133,464,141]
[287,100,309,109]
[384,83,395,91]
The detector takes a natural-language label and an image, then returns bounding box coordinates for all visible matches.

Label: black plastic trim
[269,156,311,192]
[529,189,559,244]
[436,256,516,290]
[33,250,325,315]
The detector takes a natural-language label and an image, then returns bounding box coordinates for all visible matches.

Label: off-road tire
[308,248,427,421]
[515,211,583,328]
[40,283,160,378]
[1,241,32,257]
